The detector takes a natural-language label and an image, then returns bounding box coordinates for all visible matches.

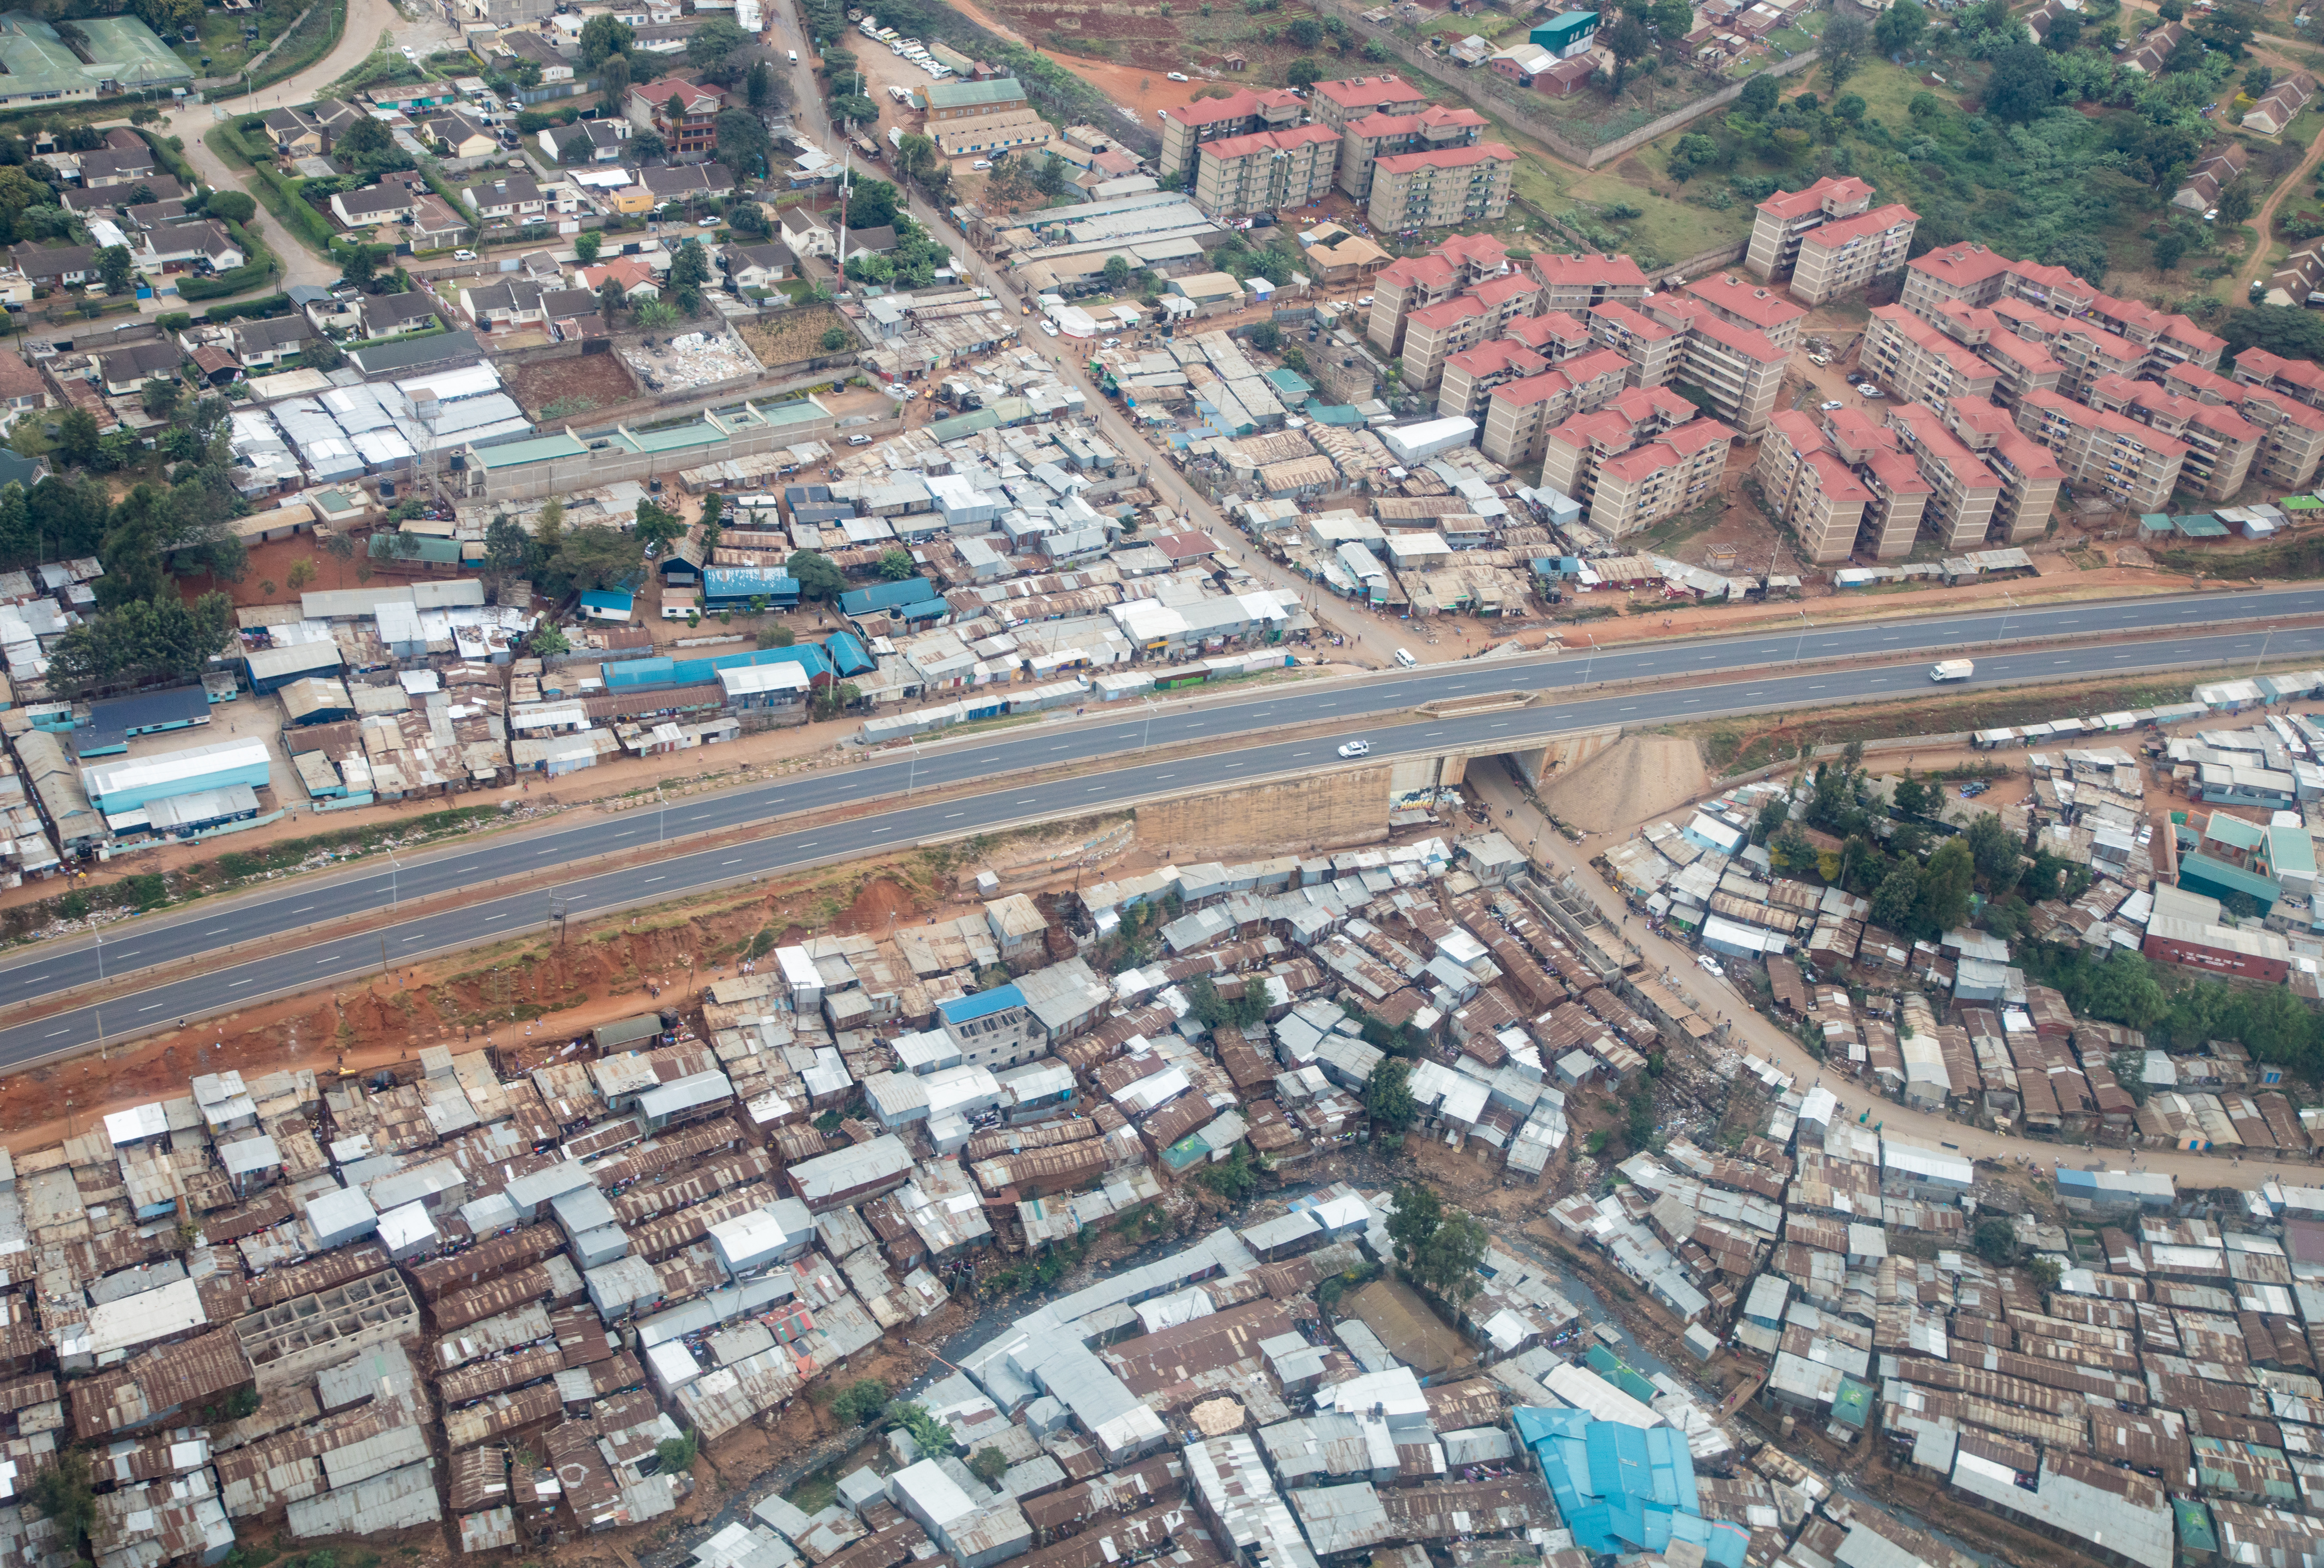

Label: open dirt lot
[742,304,852,369]
[505,349,640,422]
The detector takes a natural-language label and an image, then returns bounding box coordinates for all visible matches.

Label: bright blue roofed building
[702,566,800,612]
[837,577,945,617]
[824,630,876,678]
[1515,1406,1744,1567]
[937,985,1024,1028]
[579,589,635,623]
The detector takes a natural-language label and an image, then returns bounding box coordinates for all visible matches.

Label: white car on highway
[1337,740,1370,758]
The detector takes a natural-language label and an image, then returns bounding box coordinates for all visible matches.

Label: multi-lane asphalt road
[5,588,2321,1067]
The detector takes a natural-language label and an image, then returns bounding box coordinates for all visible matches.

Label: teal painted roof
[611,421,727,455]
[925,76,1025,110]
[2205,812,2268,850]
[475,431,589,469]
[2179,852,2281,902]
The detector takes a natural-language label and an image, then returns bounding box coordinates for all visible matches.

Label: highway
[5,592,2322,1066]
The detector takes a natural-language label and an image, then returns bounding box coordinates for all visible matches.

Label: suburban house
[0,351,48,420]
[331,183,418,230]
[462,276,552,330]
[719,241,796,292]
[576,256,661,300]
[465,172,547,224]
[95,340,181,395]
[779,205,833,257]
[418,110,497,159]
[409,194,470,248]
[497,31,575,84]
[261,100,364,156]
[76,145,156,189]
[11,243,96,288]
[540,118,630,163]
[628,76,725,160]
[137,219,244,276]
[228,314,313,370]
[357,290,441,339]
[641,163,729,202]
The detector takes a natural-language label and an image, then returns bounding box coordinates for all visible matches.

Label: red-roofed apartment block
[1644,293,1790,434]
[1757,409,1879,563]
[1528,251,1651,315]
[1191,123,1342,219]
[1585,415,1737,537]
[1365,232,1514,357]
[1941,395,2064,543]
[1307,74,1430,130]
[1890,401,2007,550]
[1863,305,2002,408]
[1540,384,1706,504]
[1438,311,1593,420]
[1789,203,1918,306]
[1399,269,1545,389]
[1154,87,1305,179]
[1745,175,1875,284]
[2014,389,2187,515]
[1367,142,1517,233]
[1477,348,1636,468]
[1335,103,1488,201]
[2085,374,2260,501]
[1681,273,1808,352]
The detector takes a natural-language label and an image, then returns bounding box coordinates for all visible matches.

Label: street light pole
[387,847,401,913]
[907,739,919,797]
[1794,608,1809,662]
[1584,632,1596,685]
[2254,625,2273,675]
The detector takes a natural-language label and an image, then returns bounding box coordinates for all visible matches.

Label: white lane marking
[230,978,254,988]
[944,812,964,819]
[139,1003,161,1012]
[293,905,314,913]
[723,859,743,866]
[644,876,666,884]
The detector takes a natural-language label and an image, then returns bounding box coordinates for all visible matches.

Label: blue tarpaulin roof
[1516,1406,1702,1560]
[838,577,941,615]
[937,985,1023,1025]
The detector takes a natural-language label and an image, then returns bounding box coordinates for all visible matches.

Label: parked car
[1959,781,1989,798]
[1697,954,1724,977]
[847,434,873,445]
[971,159,992,170]
[453,248,478,261]
[1040,320,1057,336]
[1820,400,1844,410]
[1860,386,1887,398]
[1168,70,1189,80]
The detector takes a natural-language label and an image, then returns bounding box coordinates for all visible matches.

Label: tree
[96,244,133,295]
[634,497,687,555]
[1363,37,1389,61]
[828,1379,890,1425]
[1386,1181,1442,1269]
[46,591,233,695]
[687,18,751,77]
[54,407,99,469]
[340,242,380,291]
[1286,56,1322,88]
[2044,8,2081,47]
[559,131,593,165]
[1365,1056,1416,1130]
[717,107,770,178]
[482,515,530,584]
[654,1430,700,1474]
[1286,14,1322,45]
[968,1448,1010,1484]
[811,679,861,722]
[205,189,256,226]
[600,50,633,115]
[846,177,902,230]
[1821,9,1871,88]
[632,130,668,162]
[2159,0,2183,17]
[886,1401,952,1457]
[1101,254,1132,292]
[1984,43,2059,123]
[338,115,390,160]
[786,548,846,601]
[747,59,779,115]
[877,546,915,580]
[140,376,181,419]
[1973,1216,2020,1266]
[1870,866,1921,931]
[2197,0,2257,56]
[2044,233,2109,284]
[820,324,852,352]
[580,11,633,67]
[1738,71,1780,117]
[1919,838,1975,934]
[1875,0,1926,54]
[2154,229,2193,273]
[1603,13,1652,92]
[1410,1207,1488,1303]
[1754,791,1791,844]
[574,230,602,266]
[598,277,626,326]
[1963,812,2023,894]
[1648,0,1692,35]
[546,522,643,594]
[28,1447,95,1564]
[2217,178,2256,227]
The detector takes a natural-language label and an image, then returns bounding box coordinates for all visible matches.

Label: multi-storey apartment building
[1366,232,1511,357]
[1437,312,1593,419]
[1911,302,2061,408]
[1529,251,1652,315]
[1641,294,1789,435]
[1537,384,1704,504]
[2047,321,2149,403]
[2239,388,2324,489]
[1889,402,2005,549]
[2015,389,2188,514]
[1586,417,1736,537]
[1902,242,2223,378]
[1307,73,1429,131]
[1476,347,1637,468]
[1334,104,1487,200]
[2229,347,2324,409]
[1862,305,2002,407]
[1830,414,1935,559]
[1679,273,1807,353]
[1757,408,1878,563]
[1940,397,2064,543]
[1153,86,1304,178]
[2085,373,2260,501]
[1745,175,1875,283]
[1191,124,1340,219]
[1367,142,1516,232]
[1585,302,1683,388]
[1399,271,1544,389]
[1789,203,1918,306]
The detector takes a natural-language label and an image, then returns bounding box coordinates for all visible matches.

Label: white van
[788,48,797,61]
[1392,647,1417,668]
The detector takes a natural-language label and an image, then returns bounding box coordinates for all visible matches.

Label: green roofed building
[919,76,1028,116]
[0,13,190,106]
[1530,10,1599,56]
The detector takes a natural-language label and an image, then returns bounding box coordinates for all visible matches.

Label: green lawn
[181,6,295,82]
